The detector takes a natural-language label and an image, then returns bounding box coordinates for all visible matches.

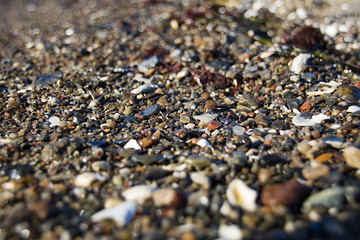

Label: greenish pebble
[132,154,162,165]
[186,154,212,169]
[180,116,190,123]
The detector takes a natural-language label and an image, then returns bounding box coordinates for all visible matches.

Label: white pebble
[292,113,330,127]
[226,179,257,212]
[122,185,153,204]
[49,116,61,127]
[218,224,243,240]
[233,126,246,135]
[347,105,360,113]
[197,139,212,148]
[289,53,312,74]
[91,201,137,226]
[130,83,158,94]
[74,172,97,187]
[48,96,60,106]
[88,100,97,108]
[194,114,218,123]
[124,139,141,150]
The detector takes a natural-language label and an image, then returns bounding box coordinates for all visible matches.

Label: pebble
[131,83,159,94]
[334,86,360,102]
[124,139,142,150]
[29,200,50,221]
[233,126,246,135]
[193,114,218,123]
[74,172,97,188]
[142,104,161,117]
[190,171,211,189]
[132,154,161,165]
[49,116,61,127]
[261,179,310,208]
[185,154,212,169]
[347,105,360,113]
[122,185,153,204]
[152,188,179,207]
[180,116,190,123]
[343,146,360,169]
[302,161,330,181]
[196,138,212,148]
[91,161,110,172]
[137,55,161,73]
[322,135,344,149]
[292,113,330,127]
[218,224,243,240]
[289,54,312,74]
[226,179,257,212]
[207,120,222,130]
[302,187,359,211]
[91,201,137,226]
[35,72,62,86]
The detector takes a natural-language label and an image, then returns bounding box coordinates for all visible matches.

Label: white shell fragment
[292,113,330,127]
[289,53,312,74]
[49,116,61,127]
[122,185,153,204]
[124,139,141,150]
[226,179,257,212]
[193,114,218,123]
[91,201,137,226]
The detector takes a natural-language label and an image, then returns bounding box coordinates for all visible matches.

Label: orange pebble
[300,100,311,112]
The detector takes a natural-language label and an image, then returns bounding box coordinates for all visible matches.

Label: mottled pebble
[302,161,330,181]
[91,201,137,226]
[226,179,257,212]
[233,126,246,135]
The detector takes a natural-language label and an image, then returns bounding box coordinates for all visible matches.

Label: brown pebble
[201,92,210,100]
[175,129,187,139]
[138,137,154,148]
[258,168,273,183]
[207,120,221,130]
[151,130,161,142]
[29,200,50,221]
[204,100,216,111]
[261,179,310,207]
[157,96,170,106]
[302,161,330,181]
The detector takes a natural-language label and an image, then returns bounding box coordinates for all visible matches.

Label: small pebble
[226,179,257,212]
[91,201,137,226]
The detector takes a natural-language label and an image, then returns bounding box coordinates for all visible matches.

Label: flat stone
[261,179,310,208]
[132,154,162,165]
[185,154,212,169]
[142,104,161,117]
[122,185,153,204]
[302,161,330,181]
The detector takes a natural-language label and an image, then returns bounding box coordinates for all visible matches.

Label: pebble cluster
[1,0,360,239]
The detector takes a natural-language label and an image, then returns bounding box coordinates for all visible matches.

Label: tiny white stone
[193,114,218,123]
[124,139,141,150]
[49,116,61,127]
[233,126,246,135]
[74,172,97,187]
[292,113,330,126]
[184,123,195,129]
[226,179,257,212]
[197,139,212,148]
[289,53,312,74]
[91,201,137,226]
[130,83,158,94]
[88,100,97,108]
[218,224,243,240]
[296,7,307,19]
[122,185,153,204]
[48,96,60,106]
[347,105,360,113]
